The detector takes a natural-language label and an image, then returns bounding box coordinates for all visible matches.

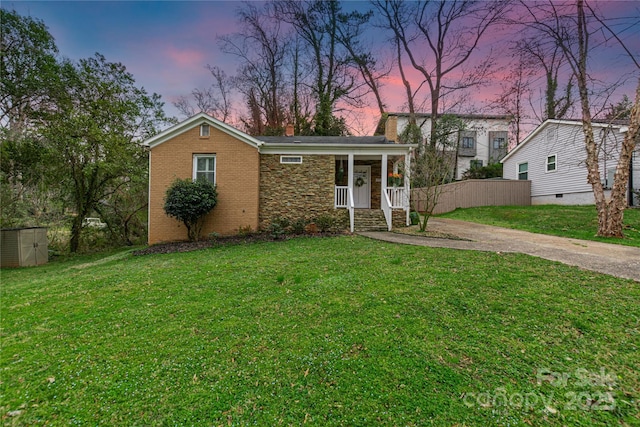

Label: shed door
[20,229,36,267]
[34,228,48,265]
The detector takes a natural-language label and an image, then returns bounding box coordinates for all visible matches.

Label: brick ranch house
[144,113,417,245]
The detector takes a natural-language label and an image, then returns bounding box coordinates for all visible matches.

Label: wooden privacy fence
[411,179,531,215]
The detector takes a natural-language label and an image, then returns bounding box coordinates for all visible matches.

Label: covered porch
[333,153,412,232]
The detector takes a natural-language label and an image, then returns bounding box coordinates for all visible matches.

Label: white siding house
[501,119,640,206]
[384,113,511,180]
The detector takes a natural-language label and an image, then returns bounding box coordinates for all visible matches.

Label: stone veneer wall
[392,210,407,228]
[260,154,347,230]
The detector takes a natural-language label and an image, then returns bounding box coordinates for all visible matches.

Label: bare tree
[178,1,381,136]
[372,0,509,147]
[172,65,233,122]
[220,2,290,135]
[492,28,575,144]
[334,9,390,117]
[408,115,466,231]
[492,50,535,144]
[290,40,315,135]
[521,0,639,237]
[207,65,233,123]
[515,37,575,121]
[274,0,378,135]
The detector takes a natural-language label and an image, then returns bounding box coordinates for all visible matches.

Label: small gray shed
[1,227,48,267]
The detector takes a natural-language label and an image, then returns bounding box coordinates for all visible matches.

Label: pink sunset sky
[5,1,640,136]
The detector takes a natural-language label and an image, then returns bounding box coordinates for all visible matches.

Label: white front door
[353,165,371,208]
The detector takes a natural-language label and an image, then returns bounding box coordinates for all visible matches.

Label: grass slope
[440,205,640,247]
[2,236,639,426]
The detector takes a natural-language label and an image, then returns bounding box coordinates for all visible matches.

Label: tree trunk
[574,0,638,237]
[601,79,640,237]
[575,2,639,237]
[69,215,83,253]
[429,88,440,148]
[573,0,608,237]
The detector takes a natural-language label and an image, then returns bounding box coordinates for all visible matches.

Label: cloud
[164,46,206,69]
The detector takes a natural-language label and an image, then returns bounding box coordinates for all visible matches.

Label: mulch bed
[132,232,346,256]
[392,225,470,241]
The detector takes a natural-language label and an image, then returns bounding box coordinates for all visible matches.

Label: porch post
[381,154,388,209]
[348,153,355,232]
[405,151,412,225]
[348,153,354,189]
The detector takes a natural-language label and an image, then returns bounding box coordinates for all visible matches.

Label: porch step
[354,209,388,232]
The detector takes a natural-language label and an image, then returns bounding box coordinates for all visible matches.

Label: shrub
[237,225,253,236]
[462,162,503,180]
[268,217,289,240]
[78,226,109,253]
[164,178,217,241]
[315,214,335,233]
[410,211,420,225]
[291,218,307,235]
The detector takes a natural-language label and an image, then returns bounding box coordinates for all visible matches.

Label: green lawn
[440,205,640,247]
[2,236,639,425]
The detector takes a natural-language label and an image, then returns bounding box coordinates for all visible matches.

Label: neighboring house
[384,112,512,180]
[501,119,640,206]
[144,113,416,245]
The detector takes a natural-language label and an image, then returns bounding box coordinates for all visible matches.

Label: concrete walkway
[359,218,640,282]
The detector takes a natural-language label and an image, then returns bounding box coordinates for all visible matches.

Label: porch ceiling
[335,154,396,161]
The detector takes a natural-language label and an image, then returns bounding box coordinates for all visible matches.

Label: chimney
[385,115,398,143]
[285,124,294,137]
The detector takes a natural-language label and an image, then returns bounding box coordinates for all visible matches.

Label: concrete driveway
[359,217,640,282]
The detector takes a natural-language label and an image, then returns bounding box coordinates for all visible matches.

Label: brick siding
[148,126,260,244]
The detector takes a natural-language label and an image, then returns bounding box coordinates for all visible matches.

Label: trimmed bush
[164,178,217,241]
[410,211,420,225]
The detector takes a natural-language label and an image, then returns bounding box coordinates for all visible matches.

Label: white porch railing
[335,185,354,232]
[381,190,393,231]
[348,187,355,233]
[335,186,348,208]
[337,185,407,231]
[386,187,407,208]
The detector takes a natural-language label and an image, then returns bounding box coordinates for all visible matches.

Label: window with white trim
[200,124,210,137]
[193,154,216,184]
[280,156,302,164]
[518,162,528,180]
[546,154,557,172]
[470,159,483,169]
